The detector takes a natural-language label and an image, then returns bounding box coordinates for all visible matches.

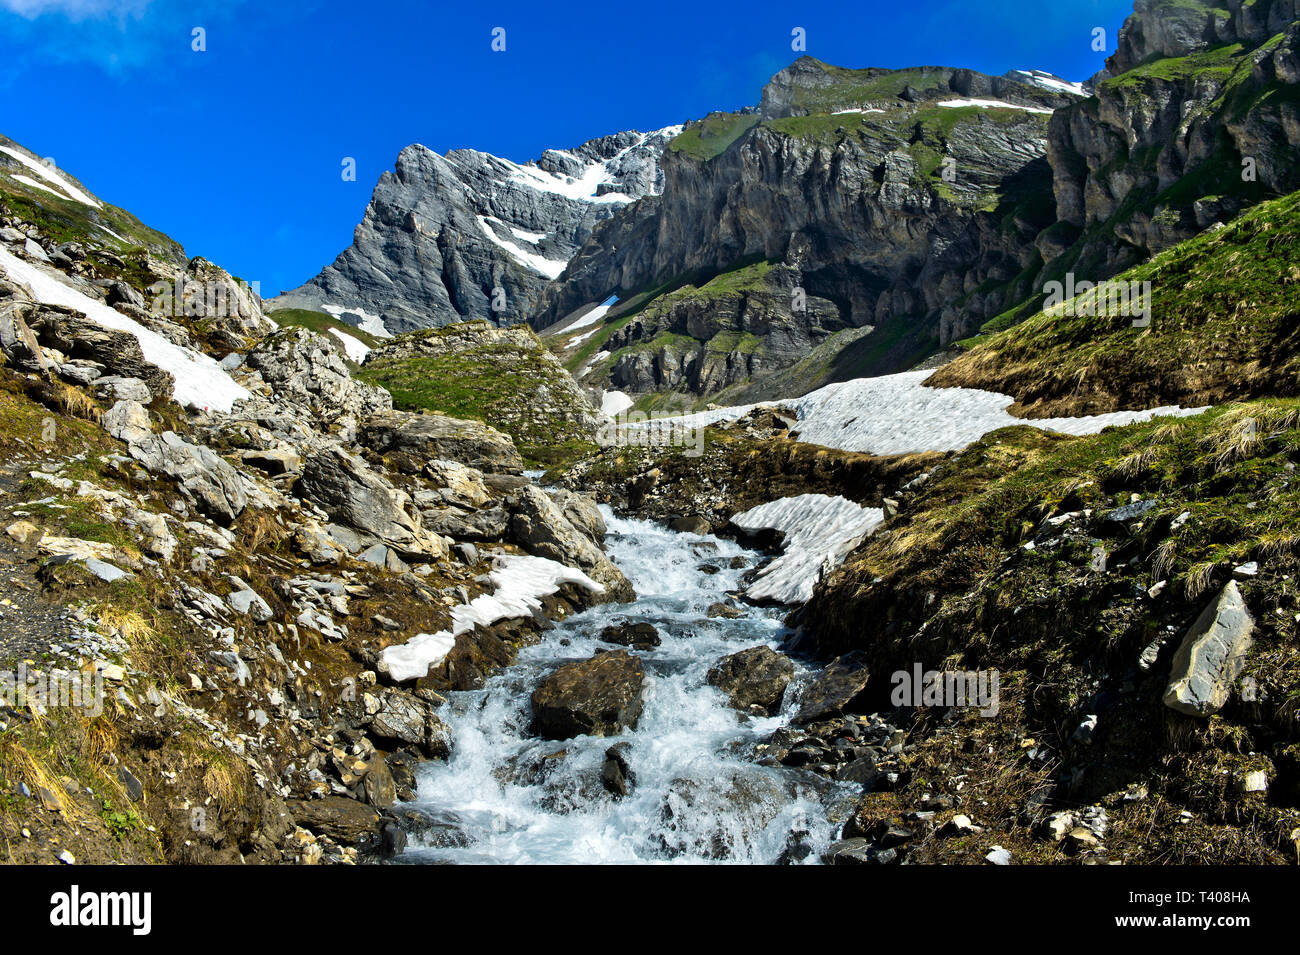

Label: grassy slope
[806,403,1300,863]
[358,326,598,468]
[269,307,381,349]
[929,187,1300,416]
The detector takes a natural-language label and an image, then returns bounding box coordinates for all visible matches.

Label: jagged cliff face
[269,128,679,335]
[536,60,1077,407]
[1042,0,1300,282]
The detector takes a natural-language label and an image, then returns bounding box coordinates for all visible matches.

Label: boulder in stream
[707,646,794,715]
[531,650,645,740]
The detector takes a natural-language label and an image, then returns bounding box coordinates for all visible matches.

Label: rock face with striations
[1163,581,1256,717]
[534,58,1076,400]
[268,128,680,335]
[1044,0,1300,283]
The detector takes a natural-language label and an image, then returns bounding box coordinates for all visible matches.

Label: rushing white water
[396,509,856,864]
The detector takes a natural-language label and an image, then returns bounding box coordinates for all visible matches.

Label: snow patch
[0,146,102,207]
[731,494,883,604]
[601,390,634,416]
[320,303,390,339]
[327,326,370,362]
[642,369,1206,456]
[567,295,618,332]
[381,554,604,681]
[476,215,568,279]
[937,98,1055,115]
[1011,69,1087,97]
[0,247,250,413]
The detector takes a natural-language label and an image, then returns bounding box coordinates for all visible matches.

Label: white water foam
[398,510,855,864]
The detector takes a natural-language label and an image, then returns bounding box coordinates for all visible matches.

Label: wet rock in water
[601,743,635,798]
[1163,581,1255,716]
[531,650,645,740]
[706,601,745,619]
[669,515,711,534]
[822,838,893,865]
[509,485,634,601]
[599,621,661,650]
[794,651,872,725]
[836,755,879,786]
[707,646,794,715]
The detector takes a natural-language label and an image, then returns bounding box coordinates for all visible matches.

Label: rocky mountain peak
[268,126,681,337]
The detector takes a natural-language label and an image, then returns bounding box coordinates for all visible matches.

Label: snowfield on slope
[381,554,605,682]
[731,494,884,604]
[0,145,103,207]
[327,326,371,362]
[639,369,1206,456]
[0,248,251,413]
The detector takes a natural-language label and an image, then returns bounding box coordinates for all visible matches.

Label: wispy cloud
[0,0,250,79]
[0,0,151,20]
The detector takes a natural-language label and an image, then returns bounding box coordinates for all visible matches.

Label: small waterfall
[395,509,855,864]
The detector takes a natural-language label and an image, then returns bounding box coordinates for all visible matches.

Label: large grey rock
[92,376,151,404]
[359,409,524,476]
[243,328,391,424]
[296,446,445,559]
[0,293,54,374]
[27,306,175,399]
[508,484,633,601]
[1163,581,1255,717]
[708,646,795,715]
[367,689,453,758]
[531,650,646,740]
[101,399,153,446]
[795,651,871,725]
[128,431,247,524]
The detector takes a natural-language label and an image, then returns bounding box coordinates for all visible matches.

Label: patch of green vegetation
[0,183,185,269]
[268,307,381,349]
[668,111,760,161]
[807,399,1300,862]
[1102,42,1245,92]
[932,186,1300,415]
[358,336,597,469]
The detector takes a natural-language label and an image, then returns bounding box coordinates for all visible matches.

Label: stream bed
[395,509,856,864]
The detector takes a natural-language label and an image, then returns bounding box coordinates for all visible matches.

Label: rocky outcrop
[1044,0,1300,280]
[128,430,249,524]
[1163,581,1256,716]
[358,321,604,461]
[296,446,448,560]
[530,650,646,739]
[508,485,634,600]
[707,646,795,715]
[269,128,680,334]
[534,58,1070,392]
[243,328,391,429]
[359,407,524,476]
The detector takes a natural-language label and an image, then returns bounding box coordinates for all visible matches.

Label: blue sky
[0,0,1136,296]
